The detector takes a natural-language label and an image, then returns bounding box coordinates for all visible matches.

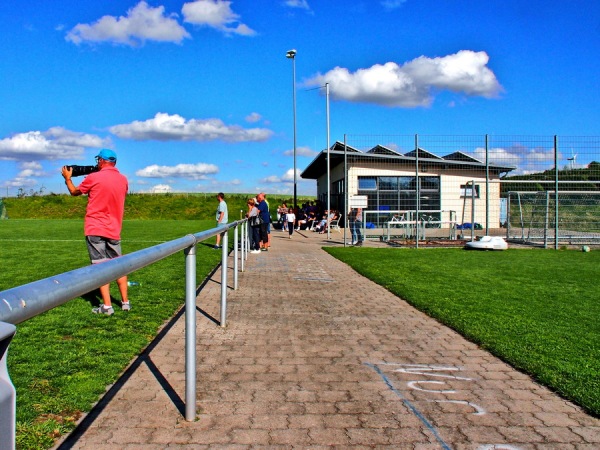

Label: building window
[460,184,480,198]
[357,176,441,215]
[358,177,377,190]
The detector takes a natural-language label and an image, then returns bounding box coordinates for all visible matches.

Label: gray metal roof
[300,141,515,179]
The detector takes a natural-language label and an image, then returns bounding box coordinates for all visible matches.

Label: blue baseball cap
[96,149,117,162]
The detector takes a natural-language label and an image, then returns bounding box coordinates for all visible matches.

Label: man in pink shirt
[62,149,129,316]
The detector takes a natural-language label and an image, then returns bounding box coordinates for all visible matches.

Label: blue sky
[1,0,599,196]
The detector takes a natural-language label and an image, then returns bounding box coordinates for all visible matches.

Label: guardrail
[0,219,249,450]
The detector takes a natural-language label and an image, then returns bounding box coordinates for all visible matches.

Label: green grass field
[2,214,599,448]
[0,219,225,449]
[325,246,600,418]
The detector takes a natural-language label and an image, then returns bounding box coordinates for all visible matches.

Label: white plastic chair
[329,214,342,233]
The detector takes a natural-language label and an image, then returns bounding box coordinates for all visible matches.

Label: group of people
[62,150,366,317]
[275,201,337,234]
[273,201,364,245]
[245,192,272,253]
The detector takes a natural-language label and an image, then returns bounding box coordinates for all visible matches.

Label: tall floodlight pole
[286,49,298,208]
[326,82,331,240]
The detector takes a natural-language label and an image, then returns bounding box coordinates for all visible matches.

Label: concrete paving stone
[307,428,352,446]
[533,411,582,427]
[456,424,509,444]
[285,389,318,403]
[534,425,586,443]
[107,427,155,444]
[570,426,600,442]
[124,445,185,450]
[287,414,325,429]
[303,401,338,415]
[385,427,434,444]
[229,428,271,445]
[497,425,546,443]
[268,428,312,445]
[315,390,351,403]
[346,427,392,445]
[358,413,403,429]
[534,444,576,450]
[534,399,587,414]
[251,390,287,403]
[250,414,289,430]
[498,398,545,413]
[198,401,237,416]
[414,444,452,450]
[497,412,545,427]
[182,428,233,445]
[463,412,511,427]
[335,401,375,415]
[206,414,253,433]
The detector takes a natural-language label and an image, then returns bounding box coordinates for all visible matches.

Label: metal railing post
[245,221,250,256]
[554,135,559,250]
[0,322,16,450]
[471,179,476,242]
[220,232,228,328]
[485,134,490,235]
[415,134,420,249]
[240,221,245,272]
[233,225,239,290]
[184,244,197,421]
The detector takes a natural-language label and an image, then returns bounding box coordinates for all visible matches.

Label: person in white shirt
[285,208,296,239]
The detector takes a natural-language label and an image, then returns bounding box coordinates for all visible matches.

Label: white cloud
[472,144,555,174]
[110,112,273,142]
[0,127,110,161]
[149,184,174,193]
[284,0,311,10]
[66,1,190,46]
[182,0,256,36]
[17,161,44,178]
[304,50,503,108]
[261,168,300,184]
[381,0,407,10]
[282,146,318,157]
[245,112,262,123]
[136,163,219,180]
[1,161,47,189]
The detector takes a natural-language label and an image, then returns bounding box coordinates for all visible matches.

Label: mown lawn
[0,219,224,449]
[325,246,600,417]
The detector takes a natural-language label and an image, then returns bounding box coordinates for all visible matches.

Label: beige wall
[315,163,502,228]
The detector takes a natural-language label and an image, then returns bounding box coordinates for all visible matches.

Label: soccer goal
[507,191,600,246]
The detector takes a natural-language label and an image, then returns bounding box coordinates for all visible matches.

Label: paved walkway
[55,229,599,449]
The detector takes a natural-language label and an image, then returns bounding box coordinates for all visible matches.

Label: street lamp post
[286,49,298,209]
[326,82,330,240]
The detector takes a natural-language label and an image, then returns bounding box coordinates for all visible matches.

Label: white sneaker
[251,249,261,254]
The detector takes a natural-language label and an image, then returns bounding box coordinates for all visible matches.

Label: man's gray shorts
[86,235,122,264]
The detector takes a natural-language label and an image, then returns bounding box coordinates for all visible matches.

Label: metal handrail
[0,219,249,450]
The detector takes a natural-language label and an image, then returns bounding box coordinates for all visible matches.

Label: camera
[64,165,99,177]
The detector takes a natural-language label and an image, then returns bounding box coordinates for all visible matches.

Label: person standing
[214,192,228,249]
[246,198,261,253]
[349,207,364,246]
[256,192,270,251]
[285,208,296,238]
[61,149,130,315]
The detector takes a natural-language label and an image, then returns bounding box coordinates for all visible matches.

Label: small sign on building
[349,195,368,208]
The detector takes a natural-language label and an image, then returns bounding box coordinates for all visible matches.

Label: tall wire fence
[318,135,599,248]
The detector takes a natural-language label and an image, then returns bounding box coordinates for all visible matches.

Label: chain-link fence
[301,135,600,248]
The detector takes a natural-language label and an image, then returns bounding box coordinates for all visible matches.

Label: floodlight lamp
[286,49,297,59]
